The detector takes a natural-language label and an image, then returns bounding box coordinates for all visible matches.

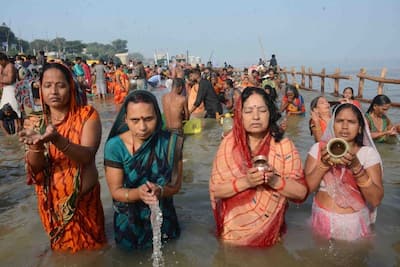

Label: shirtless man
[162,78,189,136]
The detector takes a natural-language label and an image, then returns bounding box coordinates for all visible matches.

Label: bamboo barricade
[278,66,400,107]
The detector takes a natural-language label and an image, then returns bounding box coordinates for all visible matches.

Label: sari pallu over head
[27,63,105,252]
[107,90,182,209]
[318,103,382,219]
[210,87,304,247]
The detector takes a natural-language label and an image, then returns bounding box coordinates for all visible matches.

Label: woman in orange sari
[114,64,129,105]
[210,87,307,247]
[18,63,106,252]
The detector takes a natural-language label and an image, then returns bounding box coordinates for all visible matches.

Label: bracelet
[28,147,45,153]
[59,139,71,153]
[357,176,373,188]
[354,169,366,179]
[275,177,286,191]
[318,163,330,171]
[351,164,363,175]
[232,179,239,193]
[125,189,129,202]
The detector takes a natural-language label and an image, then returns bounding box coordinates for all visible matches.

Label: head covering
[319,103,382,214]
[107,90,162,140]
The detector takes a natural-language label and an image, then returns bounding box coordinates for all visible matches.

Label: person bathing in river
[309,96,331,142]
[339,87,361,109]
[104,90,183,250]
[18,63,106,252]
[280,85,305,115]
[210,87,307,247]
[162,78,189,136]
[305,103,383,241]
[365,94,399,143]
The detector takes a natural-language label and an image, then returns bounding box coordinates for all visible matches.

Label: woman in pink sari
[210,87,307,247]
[305,103,383,241]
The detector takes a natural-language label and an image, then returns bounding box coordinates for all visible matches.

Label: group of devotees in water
[1,51,400,253]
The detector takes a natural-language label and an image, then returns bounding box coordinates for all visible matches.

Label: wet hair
[172,78,185,89]
[334,103,365,147]
[342,87,355,100]
[366,94,392,114]
[263,85,277,102]
[310,96,324,111]
[225,79,234,88]
[285,84,299,98]
[240,87,283,141]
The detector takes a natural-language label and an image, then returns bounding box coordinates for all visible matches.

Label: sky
[2,0,400,69]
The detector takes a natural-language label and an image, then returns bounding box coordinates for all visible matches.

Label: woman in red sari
[210,87,307,247]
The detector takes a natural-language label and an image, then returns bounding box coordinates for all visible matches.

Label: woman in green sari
[104,90,183,250]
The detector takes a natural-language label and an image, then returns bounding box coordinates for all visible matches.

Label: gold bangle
[27,148,45,153]
[125,189,129,202]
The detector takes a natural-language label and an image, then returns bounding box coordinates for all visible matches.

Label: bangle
[318,163,330,171]
[27,147,45,153]
[59,139,71,153]
[357,176,373,188]
[125,189,129,202]
[352,165,364,177]
[232,179,239,193]
[275,177,286,191]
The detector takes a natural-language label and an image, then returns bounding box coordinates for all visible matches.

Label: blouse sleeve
[308,142,320,159]
[104,137,124,169]
[357,146,381,169]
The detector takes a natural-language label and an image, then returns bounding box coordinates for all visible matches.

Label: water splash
[150,201,164,267]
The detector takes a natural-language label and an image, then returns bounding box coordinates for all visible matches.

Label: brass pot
[252,155,269,171]
[326,138,349,164]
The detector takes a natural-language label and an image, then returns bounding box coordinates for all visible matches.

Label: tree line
[0,23,144,63]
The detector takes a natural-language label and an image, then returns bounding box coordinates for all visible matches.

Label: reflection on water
[0,89,399,267]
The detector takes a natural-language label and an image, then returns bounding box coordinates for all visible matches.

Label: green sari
[104,90,182,250]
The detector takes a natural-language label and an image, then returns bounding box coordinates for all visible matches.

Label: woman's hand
[139,182,162,205]
[310,110,320,124]
[19,128,44,146]
[320,145,334,167]
[246,167,267,188]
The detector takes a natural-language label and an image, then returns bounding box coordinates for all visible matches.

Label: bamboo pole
[321,68,326,93]
[377,68,387,95]
[301,66,306,88]
[308,67,313,90]
[357,68,366,98]
[334,68,340,96]
[291,67,296,84]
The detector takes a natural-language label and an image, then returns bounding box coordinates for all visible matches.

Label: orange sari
[27,66,106,252]
[188,83,205,117]
[114,69,129,104]
[210,133,305,247]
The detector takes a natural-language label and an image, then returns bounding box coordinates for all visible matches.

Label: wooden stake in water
[150,201,164,267]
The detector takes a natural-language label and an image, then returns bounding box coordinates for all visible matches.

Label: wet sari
[104,90,183,250]
[26,64,106,252]
[210,97,305,247]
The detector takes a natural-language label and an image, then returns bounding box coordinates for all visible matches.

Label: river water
[0,89,399,267]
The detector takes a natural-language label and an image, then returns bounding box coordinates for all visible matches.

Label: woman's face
[286,91,295,102]
[343,88,353,99]
[242,93,270,135]
[333,107,360,143]
[315,97,330,113]
[373,103,390,116]
[125,102,157,142]
[41,68,70,109]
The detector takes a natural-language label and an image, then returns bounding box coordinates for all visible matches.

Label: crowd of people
[1,51,399,253]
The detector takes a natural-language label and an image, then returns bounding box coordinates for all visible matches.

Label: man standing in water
[188,69,222,118]
[162,78,189,136]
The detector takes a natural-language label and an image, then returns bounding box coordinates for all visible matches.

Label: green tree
[111,39,128,53]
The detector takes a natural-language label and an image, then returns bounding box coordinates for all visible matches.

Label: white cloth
[0,84,21,118]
